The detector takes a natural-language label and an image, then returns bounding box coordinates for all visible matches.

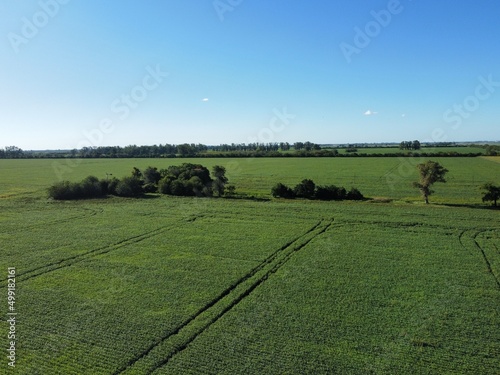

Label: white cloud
[202,98,209,102]
[364,110,378,116]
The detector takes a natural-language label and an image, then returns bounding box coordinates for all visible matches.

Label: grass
[1,156,499,203]
[334,146,486,155]
[0,157,499,374]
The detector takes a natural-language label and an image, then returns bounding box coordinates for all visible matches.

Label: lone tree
[481,183,500,207]
[413,161,448,204]
[212,165,228,197]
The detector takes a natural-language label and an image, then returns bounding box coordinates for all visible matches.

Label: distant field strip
[115,219,334,374]
[480,156,500,164]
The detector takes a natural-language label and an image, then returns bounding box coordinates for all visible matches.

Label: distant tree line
[485,145,500,156]
[48,163,234,200]
[0,146,24,158]
[271,179,364,201]
[399,140,421,150]
[1,142,494,159]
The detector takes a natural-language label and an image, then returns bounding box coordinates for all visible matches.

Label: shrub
[346,187,364,200]
[48,176,105,200]
[159,163,215,197]
[293,179,316,199]
[271,183,295,199]
[169,180,187,196]
[158,177,174,194]
[271,179,365,202]
[80,176,103,198]
[187,176,206,196]
[315,185,346,201]
[142,166,161,185]
[106,177,120,195]
[48,181,80,200]
[115,176,143,197]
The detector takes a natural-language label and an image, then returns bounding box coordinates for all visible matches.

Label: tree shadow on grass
[440,203,499,211]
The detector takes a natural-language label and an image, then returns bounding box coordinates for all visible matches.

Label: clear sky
[1,0,499,150]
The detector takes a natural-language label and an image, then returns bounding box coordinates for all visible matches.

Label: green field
[334,146,486,155]
[1,157,499,374]
[2,156,499,203]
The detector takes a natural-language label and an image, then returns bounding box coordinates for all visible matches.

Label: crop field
[333,146,486,155]
[0,157,499,374]
[2,156,499,203]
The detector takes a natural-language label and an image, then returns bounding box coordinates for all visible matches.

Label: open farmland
[1,156,499,203]
[0,157,499,374]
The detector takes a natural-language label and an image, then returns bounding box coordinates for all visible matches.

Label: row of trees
[48,164,233,200]
[0,146,24,158]
[271,179,364,201]
[399,140,421,150]
[70,142,322,157]
[485,145,500,156]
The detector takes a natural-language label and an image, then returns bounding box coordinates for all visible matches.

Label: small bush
[115,176,143,197]
[346,187,364,200]
[169,180,187,196]
[271,183,295,199]
[315,185,346,201]
[272,179,364,202]
[293,179,316,199]
[48,176,105,200]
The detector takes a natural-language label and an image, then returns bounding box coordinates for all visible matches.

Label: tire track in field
[0,206,104,235]
[458,230,474,256]
[0,215,205,285]
[459,229,500,289]
[116,219,333,375]
[473,230,500,289]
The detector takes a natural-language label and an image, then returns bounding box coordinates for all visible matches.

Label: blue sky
[1,0,499,150]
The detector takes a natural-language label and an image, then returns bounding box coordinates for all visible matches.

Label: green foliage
[142,166,161,185]
[115,176,143,197]
[271,183,295,199]
[346,187,364,200]
[273,179,363,202]
[212,165,228,197]
[293,179,316,199]
[47,175,108,200]
[413,160,448,204]
[315,185,347,200]
[481,182,500,206]
[158,163,213,197]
